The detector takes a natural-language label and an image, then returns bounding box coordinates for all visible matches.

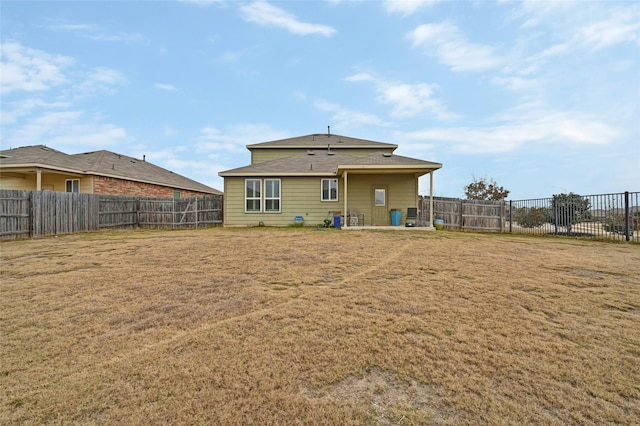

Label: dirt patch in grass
[1,228,639,424]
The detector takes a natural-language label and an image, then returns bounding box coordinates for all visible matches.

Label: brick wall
[93,175,211,198]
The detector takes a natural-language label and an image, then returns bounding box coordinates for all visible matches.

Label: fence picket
[0,191,223,239]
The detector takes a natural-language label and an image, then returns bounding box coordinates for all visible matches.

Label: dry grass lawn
[1,228,639,425]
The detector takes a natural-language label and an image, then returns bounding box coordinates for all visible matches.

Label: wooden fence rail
[0,190,223,239]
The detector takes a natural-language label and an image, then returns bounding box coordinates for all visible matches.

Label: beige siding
[344,174,416,225]
[0,172,93,193]
[223,173,418,227]
[251,147,395,164]
[0,174,35,190]
[224,176,344,226]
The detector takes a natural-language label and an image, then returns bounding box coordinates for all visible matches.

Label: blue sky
[1,0,638,199]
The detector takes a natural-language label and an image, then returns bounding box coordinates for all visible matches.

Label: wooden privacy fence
[420,196,506,232]
[0,190,222,239]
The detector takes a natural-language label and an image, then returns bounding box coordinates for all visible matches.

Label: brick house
[0,145,220,198]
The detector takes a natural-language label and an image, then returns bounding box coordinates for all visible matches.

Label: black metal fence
[507,191,639,242]
[0,190,223,239]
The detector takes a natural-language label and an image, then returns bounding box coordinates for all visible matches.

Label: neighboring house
[0,145,221,198]
[218,132,442,227]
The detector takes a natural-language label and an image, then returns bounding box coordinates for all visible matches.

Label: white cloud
[384,0,439,15]
[5,110,128,148]
[195,123,290,155]
[514,2,640,51]
[1,98,70,125]
[577,8,640,51]
[155,83,178,91]
[145,148,226,191]
[239,1,337,37]
[177,0,225,6]
[47,22,146,44]
[407,22,502,72]
[314,100,389,130]
[396,108,620,154]
[0,41,73,93]
[345,72,458,121]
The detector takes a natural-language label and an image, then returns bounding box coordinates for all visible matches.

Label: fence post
[459,199,464,230]
[625,191,630,242]
[509,200,512,233]
[195,197,199,229]
[31,191,41,238]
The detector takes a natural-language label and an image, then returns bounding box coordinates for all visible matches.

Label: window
[374,188,386,206]
[264,179,280,212]
[321,179,338,201]
[173,190,181,199]
[65,179,79,193]
[245,179,261,212]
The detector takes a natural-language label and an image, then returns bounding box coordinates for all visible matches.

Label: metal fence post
[625,191,630,242]
[509,200,512,233]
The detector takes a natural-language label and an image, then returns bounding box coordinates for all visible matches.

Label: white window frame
[245,179,261,213]
[65,179,80,193]
[321,178,338,202]
[264,179,281,213]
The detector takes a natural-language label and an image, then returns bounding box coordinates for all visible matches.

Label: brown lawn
[1,228,639,425]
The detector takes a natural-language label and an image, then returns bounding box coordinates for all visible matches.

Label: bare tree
[464,177,510,201]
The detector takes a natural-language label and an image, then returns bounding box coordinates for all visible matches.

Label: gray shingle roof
[246,133,397,150]
[338,152,442,168]
[0,145,221,194]
[219,150,441,177]
[219,151,354,176]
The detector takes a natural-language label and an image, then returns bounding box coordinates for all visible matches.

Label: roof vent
[383,153,392,157]
[307,150,315,155]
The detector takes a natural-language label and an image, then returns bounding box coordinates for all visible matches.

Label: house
[0,145,221,198]
[218,132,442,227]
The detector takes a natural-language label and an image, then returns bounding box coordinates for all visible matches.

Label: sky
[1,0,639,199]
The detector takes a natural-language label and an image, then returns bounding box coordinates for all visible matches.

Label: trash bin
[433,219,444,230]
[333,214,341,229]
[294,216,304,226]
[390,210,401,226]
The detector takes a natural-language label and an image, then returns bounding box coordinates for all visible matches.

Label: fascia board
[337,164,442,172]
[218,172,336,177]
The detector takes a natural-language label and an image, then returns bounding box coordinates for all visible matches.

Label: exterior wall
[93,175,209,198]
[0,174,35,190]
[0,172,92,193]
[251,147,395,164]
[223,173,418,227]
[224,176,344,226]
[344,174,417,226]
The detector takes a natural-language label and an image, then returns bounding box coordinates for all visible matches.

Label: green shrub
[515,207,548,228]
